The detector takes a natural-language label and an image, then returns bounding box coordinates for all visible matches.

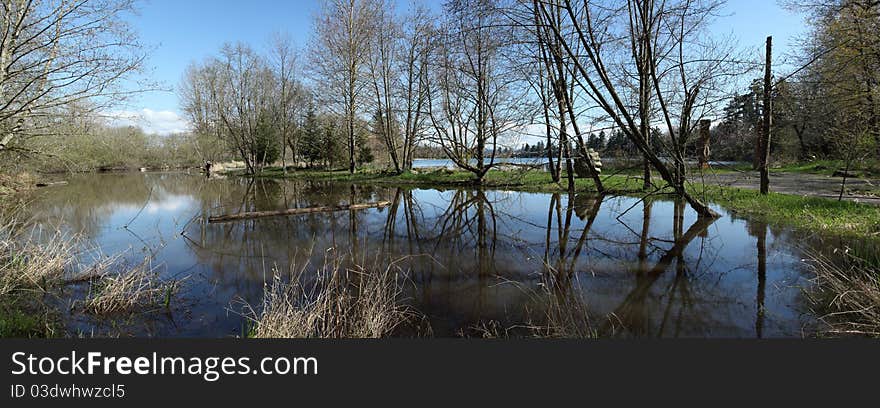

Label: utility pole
[760,36,772,195]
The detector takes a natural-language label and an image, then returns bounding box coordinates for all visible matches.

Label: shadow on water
[26,172,828,337]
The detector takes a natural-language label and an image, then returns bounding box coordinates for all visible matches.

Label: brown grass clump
[1,213,182,336]
[540,281,600,338]
[470,272,599,339]
[0,172,35,197]
[244,253,418,338]
[808,249,880,337]
[0,221,73,296]
[1,219,75,337]
[83,260,180,316]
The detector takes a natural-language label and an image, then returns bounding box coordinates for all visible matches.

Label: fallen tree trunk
[208,201,392,223]
[35,181,68,187]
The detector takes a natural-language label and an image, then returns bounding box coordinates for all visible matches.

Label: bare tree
[0,0,148,157]
[269,32,306,174]
[534,0,743,217]
[396,5,433,172]
[310,0,379,173]
[785,0,880,157]
[364,2,434,173]
[365,0,402,172]
[427,0,526,183]
[626,0,657,190]
[182,43,278,174]
[180,63,229,162]
[530,0,603,192]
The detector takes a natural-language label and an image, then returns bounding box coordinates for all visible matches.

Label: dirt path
[697,170,880,205]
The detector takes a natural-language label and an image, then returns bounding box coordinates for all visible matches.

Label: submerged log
[208,201,392,223]
[35,181,68,187]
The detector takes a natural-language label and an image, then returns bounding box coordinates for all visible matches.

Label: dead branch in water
[208,201,392,223]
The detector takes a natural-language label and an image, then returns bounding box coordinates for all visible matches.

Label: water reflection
[749,219,769,339]
[27,172,817,337]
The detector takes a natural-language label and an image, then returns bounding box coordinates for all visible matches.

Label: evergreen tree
[587,133,600,150]
[356,128,374,165]
[253,113,280,166]
[321,120,342,168]
[298,108,322,166]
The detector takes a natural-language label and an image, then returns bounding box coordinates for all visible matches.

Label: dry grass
[244,252,419,338]
[808,249,880,337]
[0,221,74,296]
[0,172,35,197]
[540,281,600,338]
[2,198,184,336]
[1,219,75,337]
[469,269,600,339]
[83,260,180,316]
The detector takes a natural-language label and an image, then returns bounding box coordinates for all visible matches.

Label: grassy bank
[243,167,880,240]
[666,159,880,177]
[700,185,880,239]
[249,166,648,192]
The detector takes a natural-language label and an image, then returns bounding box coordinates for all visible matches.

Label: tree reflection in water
[25,172,815,337]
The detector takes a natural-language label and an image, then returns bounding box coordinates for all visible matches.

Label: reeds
[1,216,182,337]
[808,249,880,337]
[471,272,599,339]
[244,252,418,338]
[0,220,74,296]
[82,260,180,316]
[539,279,600,338]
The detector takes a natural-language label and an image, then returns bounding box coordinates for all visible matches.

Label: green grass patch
[0,296,59,338]
[698,185,880,239]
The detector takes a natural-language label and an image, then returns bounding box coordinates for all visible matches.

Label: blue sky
[114,0,808,134]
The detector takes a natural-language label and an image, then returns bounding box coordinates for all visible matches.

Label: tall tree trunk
[348,108,356,174]
[759,36,772,195]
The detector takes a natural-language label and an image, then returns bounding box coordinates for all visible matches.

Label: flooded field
[25,171,827,337]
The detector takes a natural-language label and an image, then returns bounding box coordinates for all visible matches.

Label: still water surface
[29,171,821,337]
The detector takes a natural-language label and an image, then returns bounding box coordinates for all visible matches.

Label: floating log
[208,201,392,223]
[35,181,68,187]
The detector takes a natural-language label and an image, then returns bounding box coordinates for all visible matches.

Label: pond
[27,171,825,337]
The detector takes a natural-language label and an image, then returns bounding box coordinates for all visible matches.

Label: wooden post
[698,119,711,169]
[759,36,772,195]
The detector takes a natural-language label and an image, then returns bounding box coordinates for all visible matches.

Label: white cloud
[104,109,191,135]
